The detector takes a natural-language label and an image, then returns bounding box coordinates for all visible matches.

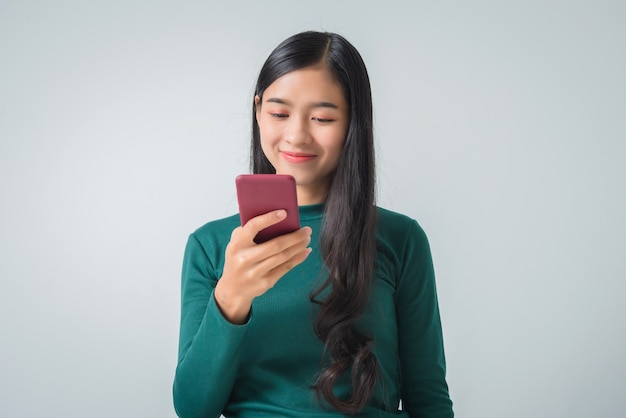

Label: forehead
[262,66,346,105]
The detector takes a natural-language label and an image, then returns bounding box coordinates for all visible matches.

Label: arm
[397,221,454,417]
[173,211,312,417]
[173,233,247,418]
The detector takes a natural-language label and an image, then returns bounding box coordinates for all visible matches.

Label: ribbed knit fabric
[173,204,453,417]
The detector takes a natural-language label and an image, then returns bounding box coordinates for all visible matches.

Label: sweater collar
[298,203,325,221]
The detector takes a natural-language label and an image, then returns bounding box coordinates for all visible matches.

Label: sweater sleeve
[396,221,454,417]
[173,233,248,418]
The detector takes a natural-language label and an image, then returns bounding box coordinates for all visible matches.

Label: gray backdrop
[1,1,624,417]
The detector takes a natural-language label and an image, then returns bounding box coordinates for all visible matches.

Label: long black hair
[251,31,378,415]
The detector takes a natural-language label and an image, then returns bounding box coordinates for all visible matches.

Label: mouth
[280,151,316,163]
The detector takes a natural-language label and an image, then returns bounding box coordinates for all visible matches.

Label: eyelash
[269,113,334,123]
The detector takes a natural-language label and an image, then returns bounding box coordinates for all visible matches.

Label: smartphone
[236,174,300,243]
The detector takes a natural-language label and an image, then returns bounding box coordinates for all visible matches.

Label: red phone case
[236,174,300,243]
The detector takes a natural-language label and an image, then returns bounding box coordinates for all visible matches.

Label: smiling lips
[280,151,316,163]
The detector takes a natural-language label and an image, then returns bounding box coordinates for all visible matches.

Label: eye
[270,113,288,118]
[312,117,335,123]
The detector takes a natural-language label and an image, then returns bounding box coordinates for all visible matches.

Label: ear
[254,95,261,124]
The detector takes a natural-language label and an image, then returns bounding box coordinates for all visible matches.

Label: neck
[296,184,328,206]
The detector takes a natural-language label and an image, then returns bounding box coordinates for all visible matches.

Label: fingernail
[276,210,287,218]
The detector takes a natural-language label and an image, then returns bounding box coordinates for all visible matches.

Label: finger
[241,210,288,240]
[254,226,312,259]
[229,227,311,282]
[226,226,310,276]
[253,233,311,276]
[264,247,313,286]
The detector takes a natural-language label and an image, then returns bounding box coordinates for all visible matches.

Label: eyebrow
[264,97,339,109]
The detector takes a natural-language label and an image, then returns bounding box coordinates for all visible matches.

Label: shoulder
[376,206,417,226]
[189,213,240,250]
[375,206,429,244]
[375,207,434,289]
[375,206,432,268]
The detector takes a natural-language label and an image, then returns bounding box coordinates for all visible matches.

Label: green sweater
[173,204,453,417]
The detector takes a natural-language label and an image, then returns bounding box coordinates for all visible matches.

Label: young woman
[173,31,454,417]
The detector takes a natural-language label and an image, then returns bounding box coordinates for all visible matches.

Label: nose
[284,114,311,145]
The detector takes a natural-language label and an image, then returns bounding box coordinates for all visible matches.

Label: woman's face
[255,65,349,205]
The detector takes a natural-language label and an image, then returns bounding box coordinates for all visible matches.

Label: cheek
[258,128,278,164]
[329,129,348,158]
[331,143,345,166]
[259,136,273,160]
[258,119,281,144]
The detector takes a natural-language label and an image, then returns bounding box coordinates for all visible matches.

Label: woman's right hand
[214,209,312,324]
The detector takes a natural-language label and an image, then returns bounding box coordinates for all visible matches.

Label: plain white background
[1,1,625,417]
